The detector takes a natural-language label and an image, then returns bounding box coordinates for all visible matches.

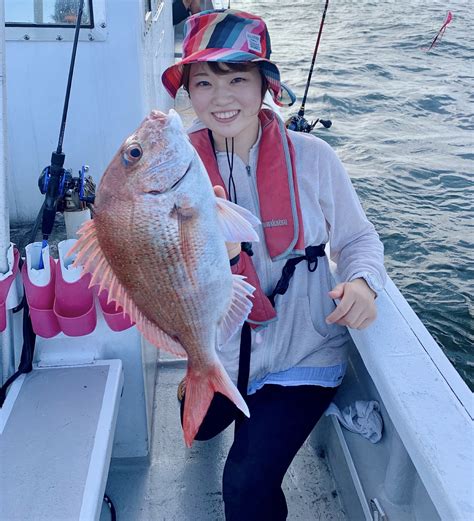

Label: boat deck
[101,354,348,521]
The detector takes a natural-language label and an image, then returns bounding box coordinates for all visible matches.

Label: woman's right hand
[214,185,241,260]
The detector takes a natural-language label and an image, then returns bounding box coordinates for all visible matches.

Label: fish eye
[123,143,143,164]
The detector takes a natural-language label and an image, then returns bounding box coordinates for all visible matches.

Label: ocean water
[237,0,474,389]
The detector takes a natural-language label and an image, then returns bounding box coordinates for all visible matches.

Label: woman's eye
[195,80,210,87]
[231,77,246,84]
[123,143,143,164]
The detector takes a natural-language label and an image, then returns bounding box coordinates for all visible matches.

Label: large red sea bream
[70,110,259,446]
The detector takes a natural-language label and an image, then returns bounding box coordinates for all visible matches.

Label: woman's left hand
[325,278,377,329]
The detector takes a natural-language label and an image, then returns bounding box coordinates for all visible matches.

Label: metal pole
[0,0,13,387]
[0,0,10,274]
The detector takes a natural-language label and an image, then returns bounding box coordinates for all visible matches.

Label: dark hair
[182,62,268,99]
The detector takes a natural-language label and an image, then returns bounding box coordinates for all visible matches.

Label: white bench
[0,359,123,521]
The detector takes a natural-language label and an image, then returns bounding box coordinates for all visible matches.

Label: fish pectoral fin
[135,313,187,358]
[218,274,256,346]
[216,197,260,243]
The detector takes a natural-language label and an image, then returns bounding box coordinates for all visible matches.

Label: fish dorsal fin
[218,274,256,347]
[69,220,187,358]
[216,198,260,243]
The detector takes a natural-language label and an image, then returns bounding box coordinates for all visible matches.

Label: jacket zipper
[246,162,274,375]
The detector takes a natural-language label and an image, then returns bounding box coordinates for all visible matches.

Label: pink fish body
[70,110,260,446]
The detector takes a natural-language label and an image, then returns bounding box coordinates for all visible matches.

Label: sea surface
[238,0,474,389]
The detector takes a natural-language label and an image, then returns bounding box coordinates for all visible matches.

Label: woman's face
[188,62,262,142]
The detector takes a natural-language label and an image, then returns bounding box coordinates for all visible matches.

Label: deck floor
[102,358,347,521]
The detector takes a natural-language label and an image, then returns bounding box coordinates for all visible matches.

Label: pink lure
[427,11,453,52]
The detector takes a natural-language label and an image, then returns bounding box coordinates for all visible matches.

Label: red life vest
[189,109,327,329]
[189,109,305,261]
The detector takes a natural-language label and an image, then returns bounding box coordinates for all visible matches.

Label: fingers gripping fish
[69,110,260,447]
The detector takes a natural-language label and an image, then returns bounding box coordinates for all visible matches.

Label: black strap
[0,256,37,408]
[0,295,36,407]
[236,322,251,396]
[268,244,325,306]
[268,256,306,307]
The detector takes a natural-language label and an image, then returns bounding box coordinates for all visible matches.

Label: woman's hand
[325,278,377,329]
[214,185,241,260]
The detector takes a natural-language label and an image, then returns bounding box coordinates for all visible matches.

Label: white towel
[325,400,383,443]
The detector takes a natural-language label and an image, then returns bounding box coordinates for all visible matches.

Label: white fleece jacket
[188,119,387,385]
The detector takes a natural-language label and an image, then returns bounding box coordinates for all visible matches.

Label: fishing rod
[286,0,331,133]
[0,1,88,405]
[39,0,85,266]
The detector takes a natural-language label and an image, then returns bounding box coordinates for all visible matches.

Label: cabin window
[5,0,106,42]
[5,0,94,28]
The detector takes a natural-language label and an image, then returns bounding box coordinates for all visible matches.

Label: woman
[162,9,386,520]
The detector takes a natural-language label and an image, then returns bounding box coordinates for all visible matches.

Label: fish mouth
[145,161,192,195]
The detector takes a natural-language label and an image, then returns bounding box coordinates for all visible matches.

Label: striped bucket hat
[162,9,294,106]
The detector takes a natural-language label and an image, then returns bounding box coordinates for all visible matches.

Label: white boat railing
[346,274,473,521]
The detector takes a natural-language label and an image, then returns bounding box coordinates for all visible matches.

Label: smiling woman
[160,8,386,521]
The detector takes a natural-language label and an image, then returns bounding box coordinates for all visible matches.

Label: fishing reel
[38,164,96,212]
[285,114,332,133]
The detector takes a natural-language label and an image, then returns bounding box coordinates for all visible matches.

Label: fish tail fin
[182,362,250,448]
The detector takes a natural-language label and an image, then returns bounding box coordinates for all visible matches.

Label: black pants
[182,383,337,520]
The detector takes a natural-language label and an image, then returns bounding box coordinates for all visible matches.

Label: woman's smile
[211,110,240,123]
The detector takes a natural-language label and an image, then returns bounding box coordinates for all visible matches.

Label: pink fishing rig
[426,11,453,52]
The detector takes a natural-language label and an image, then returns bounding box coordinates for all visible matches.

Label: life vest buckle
[304,244,325,273]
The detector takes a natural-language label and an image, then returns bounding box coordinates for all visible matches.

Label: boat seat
[0,360,123,521]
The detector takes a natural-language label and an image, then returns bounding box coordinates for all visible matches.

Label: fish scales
[70,110,260,446]
[98,204,217,355]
